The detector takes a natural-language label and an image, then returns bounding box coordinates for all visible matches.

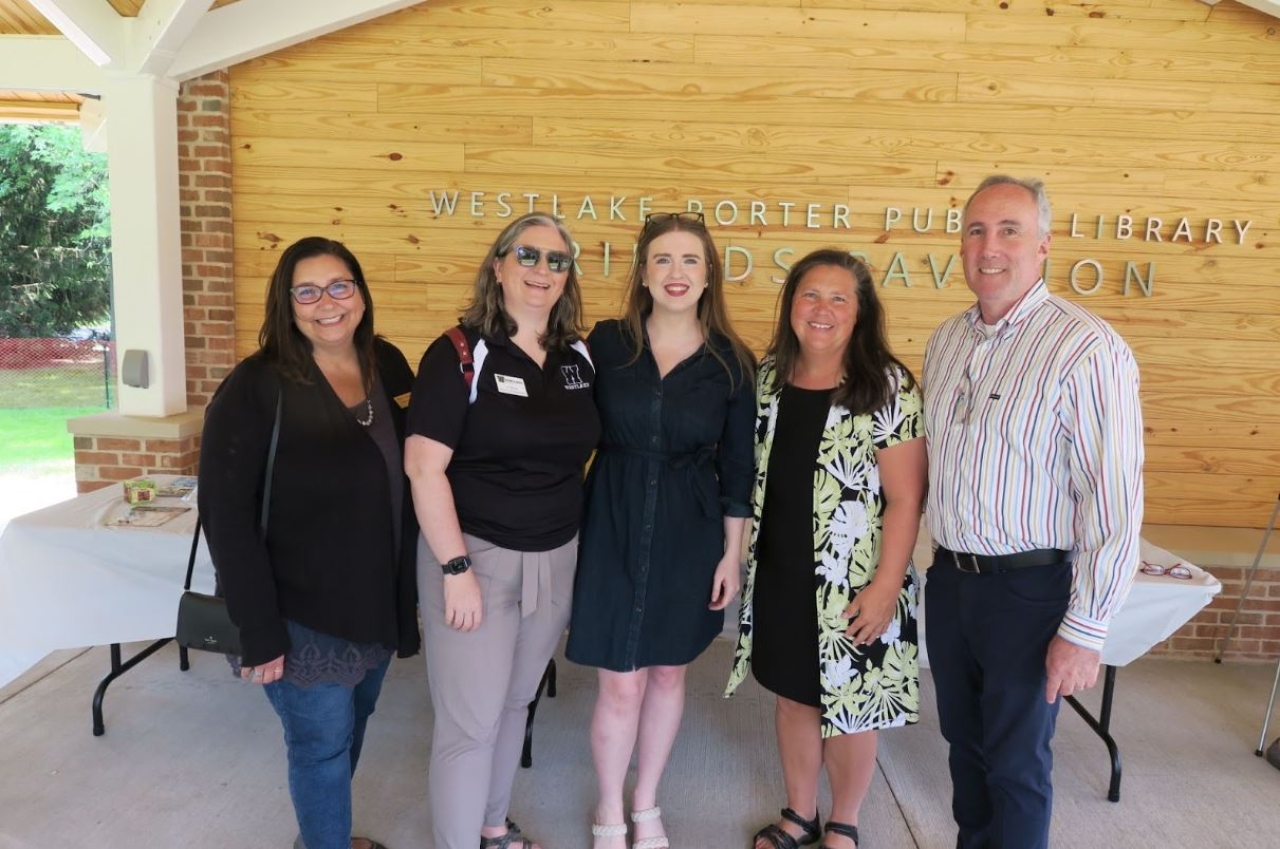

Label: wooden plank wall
[228,0,1280,528]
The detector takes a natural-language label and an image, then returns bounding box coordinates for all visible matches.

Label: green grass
[0,364,112,408]
[0,364,111,472]
[0,406,103,472]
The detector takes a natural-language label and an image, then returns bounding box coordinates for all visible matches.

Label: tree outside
[0,124,112,524]
[0,124,111,337]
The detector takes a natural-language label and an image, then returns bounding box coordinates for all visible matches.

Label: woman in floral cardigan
[725,249,926,849]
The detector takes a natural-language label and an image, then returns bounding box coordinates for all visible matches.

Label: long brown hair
[258,236,376,390]
[767,248,915,415]
[460,212,584,350]
[620,213,755,386]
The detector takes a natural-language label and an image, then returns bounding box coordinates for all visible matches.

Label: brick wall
[178,69,236,409]
[73,435,201,493]
[1148,564,1280,662]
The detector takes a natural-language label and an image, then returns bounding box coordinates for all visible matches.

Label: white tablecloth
[0,476,214,689]
[913,532,1221,668]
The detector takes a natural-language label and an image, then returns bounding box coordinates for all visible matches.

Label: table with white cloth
[0,476,213,734]
[914,533,1221,802]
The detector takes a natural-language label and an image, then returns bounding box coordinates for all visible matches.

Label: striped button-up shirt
[922,279,1145,651]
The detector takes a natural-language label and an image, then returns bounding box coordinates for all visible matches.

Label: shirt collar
[964,278,1049,333]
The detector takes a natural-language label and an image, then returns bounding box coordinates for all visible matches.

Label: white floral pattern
[725,357,924,737]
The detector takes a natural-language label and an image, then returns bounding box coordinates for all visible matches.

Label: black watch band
[442,555,471,575]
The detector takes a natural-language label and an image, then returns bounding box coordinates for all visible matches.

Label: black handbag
[175,392,281,655]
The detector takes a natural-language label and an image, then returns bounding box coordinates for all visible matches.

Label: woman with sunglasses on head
[566,211,755,849]
[405,212,600,849]
[725,250,926,849]
[198,237,420,849]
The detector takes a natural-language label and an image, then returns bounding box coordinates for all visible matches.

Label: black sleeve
[196,359,289,666]
[373,336,415,401]
[717,349,757,519]
[407,331,471,449]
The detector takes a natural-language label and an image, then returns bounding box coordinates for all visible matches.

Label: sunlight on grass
[0,407,102,472]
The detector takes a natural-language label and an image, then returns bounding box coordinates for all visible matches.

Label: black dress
[751,384,831,706]
[566,319,755,671]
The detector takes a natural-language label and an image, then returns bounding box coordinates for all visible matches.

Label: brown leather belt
[937,546,1070,575]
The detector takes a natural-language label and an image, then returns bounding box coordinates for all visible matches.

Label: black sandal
[820,821,859,849]
[479,819,536,849]
[752,807,822,849]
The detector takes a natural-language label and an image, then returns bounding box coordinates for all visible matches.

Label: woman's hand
[444,570,484,631]
[241,654,285,685]
[708,551,741,611]
[843,580,899,646]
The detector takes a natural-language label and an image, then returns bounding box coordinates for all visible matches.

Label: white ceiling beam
[0,35,105,93]
[130,0,216,77]
[25,0,127,67]
[1233,1,1280,20]
[167,0,423,82]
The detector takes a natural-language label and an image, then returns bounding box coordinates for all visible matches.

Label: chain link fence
[0,335,114,410]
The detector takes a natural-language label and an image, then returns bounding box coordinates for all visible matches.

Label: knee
[776,695,820,723]
[646,665,686,694]
[282,720,354,767]
[597,671,646,711]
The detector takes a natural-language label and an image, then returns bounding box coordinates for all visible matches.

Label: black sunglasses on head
[643,211,706,231]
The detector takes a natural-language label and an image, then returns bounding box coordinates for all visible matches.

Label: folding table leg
[91,638,172,736]
[1064,665,1122,802]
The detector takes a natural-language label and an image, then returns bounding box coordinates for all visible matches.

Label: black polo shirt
[409,325,600,552]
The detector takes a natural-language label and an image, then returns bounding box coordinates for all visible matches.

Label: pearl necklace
[354,397,374,427]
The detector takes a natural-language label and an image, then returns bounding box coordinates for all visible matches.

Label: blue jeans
[264,657,391,849]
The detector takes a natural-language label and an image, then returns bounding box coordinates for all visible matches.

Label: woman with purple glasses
[200,236,419,849]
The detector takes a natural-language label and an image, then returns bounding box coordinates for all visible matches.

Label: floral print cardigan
[725,356,923,737]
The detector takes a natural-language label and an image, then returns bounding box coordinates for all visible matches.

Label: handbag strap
[184,390,283,590]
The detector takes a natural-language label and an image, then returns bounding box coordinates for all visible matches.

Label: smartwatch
[442,555,472,576]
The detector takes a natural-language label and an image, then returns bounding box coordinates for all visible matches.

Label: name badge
[494,374,528,397]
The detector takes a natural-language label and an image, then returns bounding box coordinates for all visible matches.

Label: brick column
[178,69,236,409]
[71,70,234,491]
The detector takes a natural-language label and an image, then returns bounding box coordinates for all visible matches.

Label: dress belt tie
[598,445,719,518]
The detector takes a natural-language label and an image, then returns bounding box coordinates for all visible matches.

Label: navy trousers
[925,548,1072,849]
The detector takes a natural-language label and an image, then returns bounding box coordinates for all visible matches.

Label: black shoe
[752,807,821,849]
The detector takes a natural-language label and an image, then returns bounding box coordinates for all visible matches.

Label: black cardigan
[197,338,420,667]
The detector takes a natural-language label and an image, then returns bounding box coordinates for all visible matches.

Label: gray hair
[460,211,584,350]
[965,175,1053,238]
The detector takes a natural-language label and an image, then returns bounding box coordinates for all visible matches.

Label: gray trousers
[417,532,576,849]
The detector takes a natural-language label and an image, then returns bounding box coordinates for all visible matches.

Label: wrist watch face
[443,555,471,575]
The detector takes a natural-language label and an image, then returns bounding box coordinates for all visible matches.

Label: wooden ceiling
[0,0,240,36]
[0,0,240,120]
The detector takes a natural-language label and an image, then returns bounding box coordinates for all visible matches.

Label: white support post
[100,74,187,417]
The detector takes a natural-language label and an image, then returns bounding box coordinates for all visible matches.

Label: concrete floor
[1,637,1278,849]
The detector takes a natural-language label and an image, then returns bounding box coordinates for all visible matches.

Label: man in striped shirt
[922,175,1144,849]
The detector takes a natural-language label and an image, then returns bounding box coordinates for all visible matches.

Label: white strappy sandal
[591,821,627,847]
[630,806,670,849]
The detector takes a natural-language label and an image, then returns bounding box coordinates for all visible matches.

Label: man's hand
[1044,635,1101,703]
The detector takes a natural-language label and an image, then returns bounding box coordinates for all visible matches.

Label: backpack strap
[444,326,475,390]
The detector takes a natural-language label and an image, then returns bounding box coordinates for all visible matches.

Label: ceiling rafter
[25,0,126,66]
[130,0,214,76]
[166,0,421,82]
